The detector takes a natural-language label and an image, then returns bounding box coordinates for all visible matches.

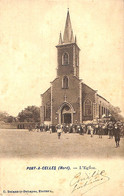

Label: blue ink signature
[70,170,110,195]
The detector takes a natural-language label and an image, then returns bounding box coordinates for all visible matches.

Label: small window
[62,53,69,65]
[62,76,68,89]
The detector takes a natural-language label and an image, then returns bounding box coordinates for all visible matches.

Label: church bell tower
[56,10,80,78]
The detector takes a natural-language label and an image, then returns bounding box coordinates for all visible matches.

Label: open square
[0,129,124,158]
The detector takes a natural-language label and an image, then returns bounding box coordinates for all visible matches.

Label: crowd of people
[28,121,124,148]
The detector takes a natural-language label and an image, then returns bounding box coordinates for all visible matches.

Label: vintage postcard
[0,0,124,196]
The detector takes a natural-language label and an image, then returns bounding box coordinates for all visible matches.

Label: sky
[0,0,124,117]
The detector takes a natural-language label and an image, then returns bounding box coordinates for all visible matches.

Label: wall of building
[51,75,80,125]
[56,43,79,78]
[57,44,74,76]
[41,80,110,124]
[82,83,95,121]
[82,83,110,121]
[73,44,79,77]
[41,87,51,123]
[96,95,110,118]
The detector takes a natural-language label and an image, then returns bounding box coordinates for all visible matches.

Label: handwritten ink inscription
[70,170,110,195]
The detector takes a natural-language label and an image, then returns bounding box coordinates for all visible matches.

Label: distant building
[40,10,110,125]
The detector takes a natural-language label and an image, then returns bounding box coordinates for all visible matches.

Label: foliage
[108,105,124,122]
[17,106,40,122]
[0,111,16,123]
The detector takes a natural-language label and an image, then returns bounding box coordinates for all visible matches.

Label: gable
[82,83,96,103]
[41,87,51,103]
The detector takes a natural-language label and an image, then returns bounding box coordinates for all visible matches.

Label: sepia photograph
[0,0,124,196]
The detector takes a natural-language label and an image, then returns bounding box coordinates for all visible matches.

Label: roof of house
[82,82,96,92]
[97,94,109,103]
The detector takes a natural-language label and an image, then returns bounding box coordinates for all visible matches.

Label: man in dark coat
[114,123,120,148]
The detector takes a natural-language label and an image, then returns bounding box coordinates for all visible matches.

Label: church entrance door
[61,104,72,124]
[57,102,75,125]
[63,113,71,124]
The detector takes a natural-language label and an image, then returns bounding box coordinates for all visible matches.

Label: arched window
[62,53,69,65]
[84,99,92,116]
[62,76,68,89]
[44,102,51,120]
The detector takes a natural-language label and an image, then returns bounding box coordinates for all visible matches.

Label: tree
[0,111,16,123]
[17,106,40,122]
[108,104,124,122]
[0,111,9,122]
[6,116,16,123]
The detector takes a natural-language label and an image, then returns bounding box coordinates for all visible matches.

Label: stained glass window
[84,99,92,116]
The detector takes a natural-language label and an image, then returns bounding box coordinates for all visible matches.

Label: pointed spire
[63,9,74,43]
[75,35,77,43]
[71,30,74,42]
[59,32,63,44]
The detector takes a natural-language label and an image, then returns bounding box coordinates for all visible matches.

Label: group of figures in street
[55,122,123,148]
[29,121,124,148]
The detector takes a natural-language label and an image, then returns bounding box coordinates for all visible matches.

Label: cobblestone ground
[0,129,124,158]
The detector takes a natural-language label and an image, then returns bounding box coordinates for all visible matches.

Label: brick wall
[82,83,95,121]
[96,95,110,118]
[41,87,51,123]
[56,43,79,78]
[51,75,80,125]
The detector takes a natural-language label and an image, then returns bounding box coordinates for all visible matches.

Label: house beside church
[40,10,110,125]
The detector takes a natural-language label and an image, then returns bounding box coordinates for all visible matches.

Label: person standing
[107,122,114,139]
[57,124,62,139]
[28,124,32,132]
[36,124,39,132]
[98,124,102,138]
[49,125,52,134]
[114,123,120,148]
[90,126,94,137]
[72,124,76,133]
[102,124,106,136]
[95,124,99,135]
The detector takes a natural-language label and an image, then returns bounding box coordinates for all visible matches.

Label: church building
[40,10,110,125]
